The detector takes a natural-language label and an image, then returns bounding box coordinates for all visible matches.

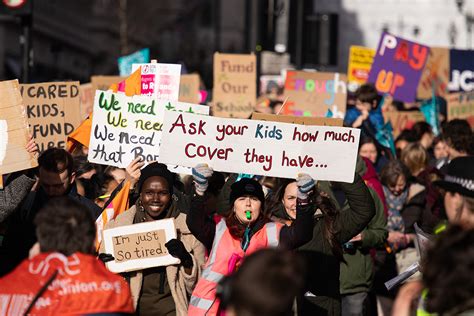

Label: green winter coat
[339,187,388,295]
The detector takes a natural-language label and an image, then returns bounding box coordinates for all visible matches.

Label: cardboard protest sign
[87,90,209,169]
[118,48,150,76]
[448,49,474,93]
[383,111,425,138]
[447,92,474,127]
[179,74,200,104]
[159,111,360,183]
[347,46,375,91]
[251,112,343,127]
[91,76,126,92]
[20,82,82,152]
[213,53,257,118]
[0,80,38,174]
[368,32,429,103]
[417,47,450,99]
[79,83,94,120]
[131,62,181,100]
[103,219,179,273]
[283,71,347,118]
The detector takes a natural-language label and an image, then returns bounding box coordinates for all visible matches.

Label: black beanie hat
[137,162,175,194]
[229,178,265,207]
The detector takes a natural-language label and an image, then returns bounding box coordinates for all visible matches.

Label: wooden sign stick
[276,97,289,115]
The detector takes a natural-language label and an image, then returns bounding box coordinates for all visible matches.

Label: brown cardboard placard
[79,83,94,120]
[91,76,126,93]
[383,111,426,138]
[417,47,450,99]
[213,53,256,118]
[251,112,343,126]
[20,82,82,152]
[103,219,180,273]
[0,79,38,174]
[447,91,474,127]
[179,74,201,104]
[283,71,347,118]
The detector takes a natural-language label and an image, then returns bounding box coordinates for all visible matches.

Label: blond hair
[401,142,428,176]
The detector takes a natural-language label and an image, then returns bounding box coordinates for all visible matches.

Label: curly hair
[422,225,474,315]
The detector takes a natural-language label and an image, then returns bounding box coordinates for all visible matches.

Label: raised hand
[126,157,145,188]
[192,163,213,195]
[296,173,315,202]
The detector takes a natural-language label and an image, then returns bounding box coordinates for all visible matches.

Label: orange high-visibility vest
[188,218,283,316]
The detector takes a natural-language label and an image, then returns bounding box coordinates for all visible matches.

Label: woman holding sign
[267,157,380,316]
[187,164,318,315]
[101,163,206,316]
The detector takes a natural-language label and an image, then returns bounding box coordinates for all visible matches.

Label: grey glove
[296,173,316,202]
[192,163,213,195]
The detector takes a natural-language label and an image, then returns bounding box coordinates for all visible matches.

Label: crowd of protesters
[0,81,473,316]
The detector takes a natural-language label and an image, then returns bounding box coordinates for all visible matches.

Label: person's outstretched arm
[186,164,216,251]
[279,174,316,249]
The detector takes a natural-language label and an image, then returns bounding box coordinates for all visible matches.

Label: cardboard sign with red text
[213,53,257,118]
[283,71,347,118]
[159,111,360,183]
[103,219,179,273]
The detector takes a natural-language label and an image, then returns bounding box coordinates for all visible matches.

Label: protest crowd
[1,31,474,316]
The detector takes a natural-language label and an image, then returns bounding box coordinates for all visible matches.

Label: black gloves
[165,239,193,269]
[98,253,115,263]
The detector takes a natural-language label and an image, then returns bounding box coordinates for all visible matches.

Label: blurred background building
[0,0,472,87]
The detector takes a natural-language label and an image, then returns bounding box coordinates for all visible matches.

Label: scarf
[383,186,407,233]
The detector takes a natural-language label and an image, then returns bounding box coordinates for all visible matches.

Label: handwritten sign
[159,111,360,183]
[179,74,201,103]
[103,219,179,273]
[251,112,343,126]
[383,111,425,138]
[368,32,429,102]
[283,71,347,118]
[213,53,256,118]
[417,47,450,99]
[87,90,209,168]
[20,82,82,152]
[448,49,474,93]
[131,63,181,100]
[447,92,474,127]
[0,80,38,174]
[347,46,375,91]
